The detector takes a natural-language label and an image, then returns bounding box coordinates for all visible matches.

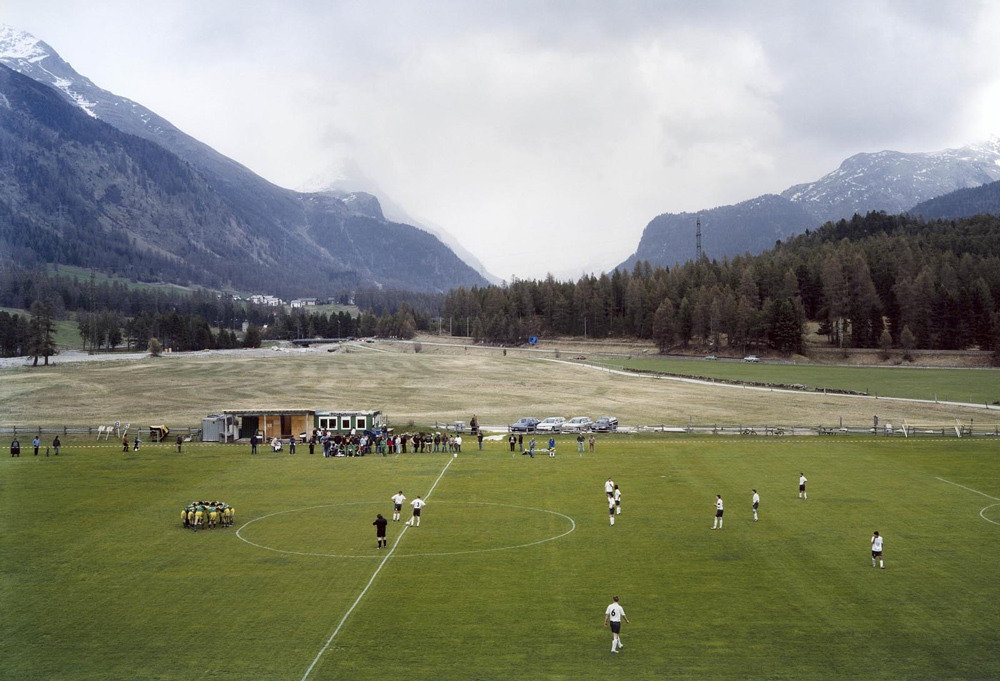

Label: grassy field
[1,306,84,351]
[1,347,996,429]
[2,435,999,680]
[590,356,1000,405]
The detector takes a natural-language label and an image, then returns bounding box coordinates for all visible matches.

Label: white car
[535,417,566,432]
[560,416,593,433]
[743,355,761,363]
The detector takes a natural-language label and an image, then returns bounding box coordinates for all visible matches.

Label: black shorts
[609,506,615,515]
[615,499,621,506]
[872,550,882,558]
[800,484,806,491]
[716,510,724,517]
[610,621,621,634]
[753,502,759,510]
[413,508,421,516]
[377,532,386,538]
[394,504,402,511]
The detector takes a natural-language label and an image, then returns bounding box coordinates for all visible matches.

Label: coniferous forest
[2,211,1000,359]
[442,212,1000,354]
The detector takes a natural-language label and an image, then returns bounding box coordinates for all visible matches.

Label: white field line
[937,477,1000,527]
[936,477,1000,501]
[540,358,1000,411]
[300,456,454,681]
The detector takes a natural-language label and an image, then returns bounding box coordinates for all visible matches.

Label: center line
[936,477,1000,501]
[300,456,455,681]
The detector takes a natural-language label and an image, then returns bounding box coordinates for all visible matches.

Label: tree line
[440,212,1000,357]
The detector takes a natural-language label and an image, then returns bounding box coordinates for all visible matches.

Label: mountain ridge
[0,24,488,294]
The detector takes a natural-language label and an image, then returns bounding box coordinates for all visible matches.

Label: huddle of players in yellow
[182,501,234,531]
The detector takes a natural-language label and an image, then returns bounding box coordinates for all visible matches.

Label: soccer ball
[454,453,458,458]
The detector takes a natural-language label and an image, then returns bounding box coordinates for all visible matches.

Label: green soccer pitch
[3,435,999,680]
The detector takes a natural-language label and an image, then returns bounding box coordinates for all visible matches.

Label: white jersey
[392,493,406,506]
[872,535,883,551]
[752,492,760,505]
[799,475,807,486]
[716,498,724,511]
[605,602,625,622]
[411,498,426,510]
[614,489,622,502]
[608,496,617,509]
[605,480,615,495]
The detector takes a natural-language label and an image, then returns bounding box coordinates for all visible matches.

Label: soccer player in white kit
[608,494,617,526]
[391,491,406,521]
[603,595,629,653]
[614,485,622,515]
[712,494,724,529]
[798,473,808,500]
[752,489,760,522]
[605,477,615,500]
[871,531,885,569]
[408,496,425,527]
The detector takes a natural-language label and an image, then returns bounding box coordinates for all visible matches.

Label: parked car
[743,355,761,363]
[561,416,593,433]
[510,417,540,433]
[536,417,566,432]
[704,355,718,360]
[592,416,619,432]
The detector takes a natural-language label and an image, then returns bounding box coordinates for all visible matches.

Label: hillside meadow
[1,344,995,429]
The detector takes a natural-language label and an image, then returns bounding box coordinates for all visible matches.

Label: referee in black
[373,513,388,549]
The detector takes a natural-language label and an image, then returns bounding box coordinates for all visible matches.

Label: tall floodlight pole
[696,217,702,261]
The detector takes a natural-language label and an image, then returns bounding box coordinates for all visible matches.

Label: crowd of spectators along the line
[260,429,467,457]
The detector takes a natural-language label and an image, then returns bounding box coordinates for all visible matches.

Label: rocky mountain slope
[0,24,487,294]
[622,137,1000,269]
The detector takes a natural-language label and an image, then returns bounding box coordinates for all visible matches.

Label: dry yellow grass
[0,344,991,429]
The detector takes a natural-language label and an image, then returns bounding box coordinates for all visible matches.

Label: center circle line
[235,500,576,558]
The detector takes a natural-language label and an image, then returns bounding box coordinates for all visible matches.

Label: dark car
[510,417,540,433]
[592,416,619,432]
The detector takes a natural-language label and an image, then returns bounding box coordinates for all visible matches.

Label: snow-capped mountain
[621,137,1000,270]
[782,137,1000,223]
[0,24,488,294]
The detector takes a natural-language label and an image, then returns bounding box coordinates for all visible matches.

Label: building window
[341,418,350,430]
[356,417,366,429]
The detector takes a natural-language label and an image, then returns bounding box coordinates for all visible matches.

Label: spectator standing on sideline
[518,434,523,452]
[10,438,20,457]
[122,436,129,453]
[308,436,315,455]
[373,513,388,549]
[589,433,596,452]
[32,435,40,456]
[508,434,516,452]
[577,433,585,452]
[603,596,629,653]
[289,435,297,455]
[455,435,462,453]
[176,434,183,453]
[250,433,259,455]
[52,435,60,456]
[477,430,484,451]
[528,437,536,458]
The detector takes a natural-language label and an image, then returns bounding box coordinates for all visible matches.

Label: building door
[281,415,293,438]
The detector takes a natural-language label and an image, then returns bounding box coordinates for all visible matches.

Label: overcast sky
[4,1,1000,280]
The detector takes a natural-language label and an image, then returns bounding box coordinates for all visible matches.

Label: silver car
[536,417,566,432]
[560,416,593,432]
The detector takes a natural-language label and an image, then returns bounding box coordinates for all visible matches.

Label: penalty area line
[300,455,455,681]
